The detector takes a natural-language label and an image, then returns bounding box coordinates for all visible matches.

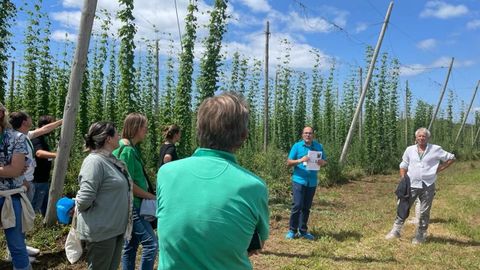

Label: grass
[0,161,479,269]
[251,160,480,269]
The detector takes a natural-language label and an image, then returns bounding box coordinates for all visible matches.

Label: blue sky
[8,0,480,119]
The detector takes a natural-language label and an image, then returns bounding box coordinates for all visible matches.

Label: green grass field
[252,161,480,269]
[0,161,478,269]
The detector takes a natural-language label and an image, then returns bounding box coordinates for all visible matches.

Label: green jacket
[113,140,149,208]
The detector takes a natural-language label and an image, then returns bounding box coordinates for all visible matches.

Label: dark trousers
[289,182,316,233]
[86,234,124,270]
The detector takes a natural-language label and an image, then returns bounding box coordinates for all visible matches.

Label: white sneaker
[4,251,11,262]
[26,246,40,256]
[29,256,37,263]
[407,218,419,224]
[385,229,401,239]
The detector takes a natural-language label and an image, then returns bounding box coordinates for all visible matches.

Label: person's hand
[68,207,75,217]
[316,159,327,166]
[300,156,309,163]
[248,249,261,257]
[147,193,156,200]
[22,180,30,191]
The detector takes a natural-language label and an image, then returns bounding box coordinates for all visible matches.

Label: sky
[8,0,480,119]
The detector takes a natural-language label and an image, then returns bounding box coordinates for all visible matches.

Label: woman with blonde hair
[113,113,157,270]
[158,124,181,168]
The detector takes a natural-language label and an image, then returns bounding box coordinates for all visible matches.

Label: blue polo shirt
[288,140,326,187]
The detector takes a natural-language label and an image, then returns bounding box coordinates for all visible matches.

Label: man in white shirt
[386,127,455,244]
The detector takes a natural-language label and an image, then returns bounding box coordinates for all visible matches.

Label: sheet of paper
[305,150,322,171]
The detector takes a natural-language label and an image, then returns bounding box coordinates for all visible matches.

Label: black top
[32,136,52,183]
[158,143,178,168]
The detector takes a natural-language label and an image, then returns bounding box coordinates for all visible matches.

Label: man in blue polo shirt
[286,126,327,240]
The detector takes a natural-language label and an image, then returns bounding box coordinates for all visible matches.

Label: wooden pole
[155,39,160,115]
[473,123,480,147]
[405,81,409,147]
[454,80,479,146]
[339,1,394,164]
[44,0,98,225]
[263,21,270,152]
[358,67,363,141]
[9,61,14,107]
[428,57,454,131]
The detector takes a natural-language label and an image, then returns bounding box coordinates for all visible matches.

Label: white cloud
[222,31,333,70]
[52,0,337,69]
[52,0,218,49]
[238,0,270,13]
[51,30,78,42]
[51,11,82,30]
[467,19,480,30]
[420,1,468,19]
[355,22,367,33]
[417,38,437,50]
[400,57,474,77]
[62,0,82,8]
[287,11,333,33]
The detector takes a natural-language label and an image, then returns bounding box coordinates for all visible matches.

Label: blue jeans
[289,182,316,233]
[31,182,49,216]
[122,208,158,270]
[0,196,30,270]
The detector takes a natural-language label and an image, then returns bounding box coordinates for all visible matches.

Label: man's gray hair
[415,127,431,138]
[197,92,249,152]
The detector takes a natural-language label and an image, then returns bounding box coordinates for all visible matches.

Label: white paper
[305,150,322,171]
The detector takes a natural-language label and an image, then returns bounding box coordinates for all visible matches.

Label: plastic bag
[65,226,82,264]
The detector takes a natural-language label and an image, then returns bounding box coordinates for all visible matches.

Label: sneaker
[29,256,37,263]
[26,246,40,256]
[412,230,426,244]
[4,251,11,262]
[407,218,419,225]
[385,230,400,239]
[385,224,402,240]
[299,232,315,240]
[285,230,297,239]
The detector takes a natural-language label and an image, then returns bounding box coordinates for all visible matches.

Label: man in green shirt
[156,92,269,270]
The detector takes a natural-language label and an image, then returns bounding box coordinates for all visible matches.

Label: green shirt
[113,140,148,208]
[156,148,269,270]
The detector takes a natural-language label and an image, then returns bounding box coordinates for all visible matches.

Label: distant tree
[0,0,16,104]
[293,72,307,138]
[117,0,137,126]
[196,0,228,104]
[324,63,336,145]
[89,11,110,122]
[104,39,117,123]
[174,0,198,156]
[21,1,41,114]
[311,49,323,133]
[229,51,240,92]
[36,9,52,120]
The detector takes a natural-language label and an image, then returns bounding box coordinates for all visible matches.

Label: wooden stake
[45,0,98,225]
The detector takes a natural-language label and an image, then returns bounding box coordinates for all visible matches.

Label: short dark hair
[163,124,180,140]
[38,115,55,128]
[9,111,29,130]
[84,122,116,151]
[196,92,249,152]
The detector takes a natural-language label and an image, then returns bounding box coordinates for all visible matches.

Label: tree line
[0,0,478,191]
